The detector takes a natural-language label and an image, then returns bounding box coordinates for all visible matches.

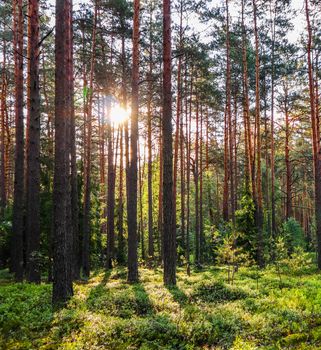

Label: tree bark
[127,0,140,283]
[82,2,98,278]
[305,0,321,268]
[253,0,264,268]
[11,0,24,281]
[53,0,74,305]
[26,0,41,283]
[147,3,154,261]
[163,0,176,285]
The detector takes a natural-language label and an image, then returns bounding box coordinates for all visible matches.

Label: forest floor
[1,264,321,349]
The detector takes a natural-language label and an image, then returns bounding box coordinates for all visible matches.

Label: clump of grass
[192,280,249,303]
[87,284,153,318]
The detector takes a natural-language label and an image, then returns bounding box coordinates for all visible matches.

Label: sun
[110,104,130,125]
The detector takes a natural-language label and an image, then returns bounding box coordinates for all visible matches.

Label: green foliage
[235,195,257,260]
[0,207,12,267]
[282,217,306,251]
[0,283,52,349]
[87,284,153,318]
[215,230,252,284]
[192,281,248,303]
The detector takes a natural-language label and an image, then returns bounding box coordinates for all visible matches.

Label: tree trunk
[82,2,97,278]
[26,0,41,283]
[163,0,176,286]
[270,4,277,237]
[127,0,140,283]
[253,0,264,268]
[53,0,74,305]
[106,103,116,269]
[194,100,200,266]
[173,0,183,242]
[284,82,292,219]
[11,0,24,281]
[241,0,253,197]
[0,30,7,218]
[200,106,204,263]
[305,0,321,268]
[147,4,154,261]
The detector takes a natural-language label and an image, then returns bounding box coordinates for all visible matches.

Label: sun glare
[110,104,130,125]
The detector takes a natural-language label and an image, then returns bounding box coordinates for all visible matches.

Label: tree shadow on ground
[166,285,189,307]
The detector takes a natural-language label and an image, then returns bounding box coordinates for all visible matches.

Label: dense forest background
[0,0,321,306]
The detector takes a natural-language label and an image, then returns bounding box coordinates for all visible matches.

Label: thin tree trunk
[11,0,24,281]
[242,0,253,196]
[253,0,264,267]
[147,4,154,261]
[127,0,140,283]
[270,2,277,237]
[106,103,116,269]
[200,106,204,263]
[180,65,186,254]
[186,65,192,275]
[118,33,127,265]
[117,125,125,264]
[173,0,183,237]
[82,2,97,278]
[158,124,163,262]
[284,82,292,219]
[194,100,200,266]
[0,32,7,217]
[138,140,145,261]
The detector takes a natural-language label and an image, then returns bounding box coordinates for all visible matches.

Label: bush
[282,218,306,252]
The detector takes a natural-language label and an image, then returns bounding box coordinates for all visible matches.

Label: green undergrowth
[1,265,321,349]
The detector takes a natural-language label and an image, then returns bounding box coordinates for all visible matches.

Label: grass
[1,265,321,349]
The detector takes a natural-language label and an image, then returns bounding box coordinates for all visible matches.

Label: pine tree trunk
[53,0,74,305]
[173,0,183,243]
[11,0,24,281]
[270,10,277,237]
[82,2,97,278]
[118,33,127,265]
[242,2,253,197]
[26,0,41,283]
[200,106,204,264]
[253,0,264,268]
[147,5,154,261]
[0,33,7,217]
[117,125,125,264]
[194,100,200,266]
[127,0,140,283]
[163,0,176,285]
[106,106,116,269]
[284,82,292,219]
[305,0,321,268]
